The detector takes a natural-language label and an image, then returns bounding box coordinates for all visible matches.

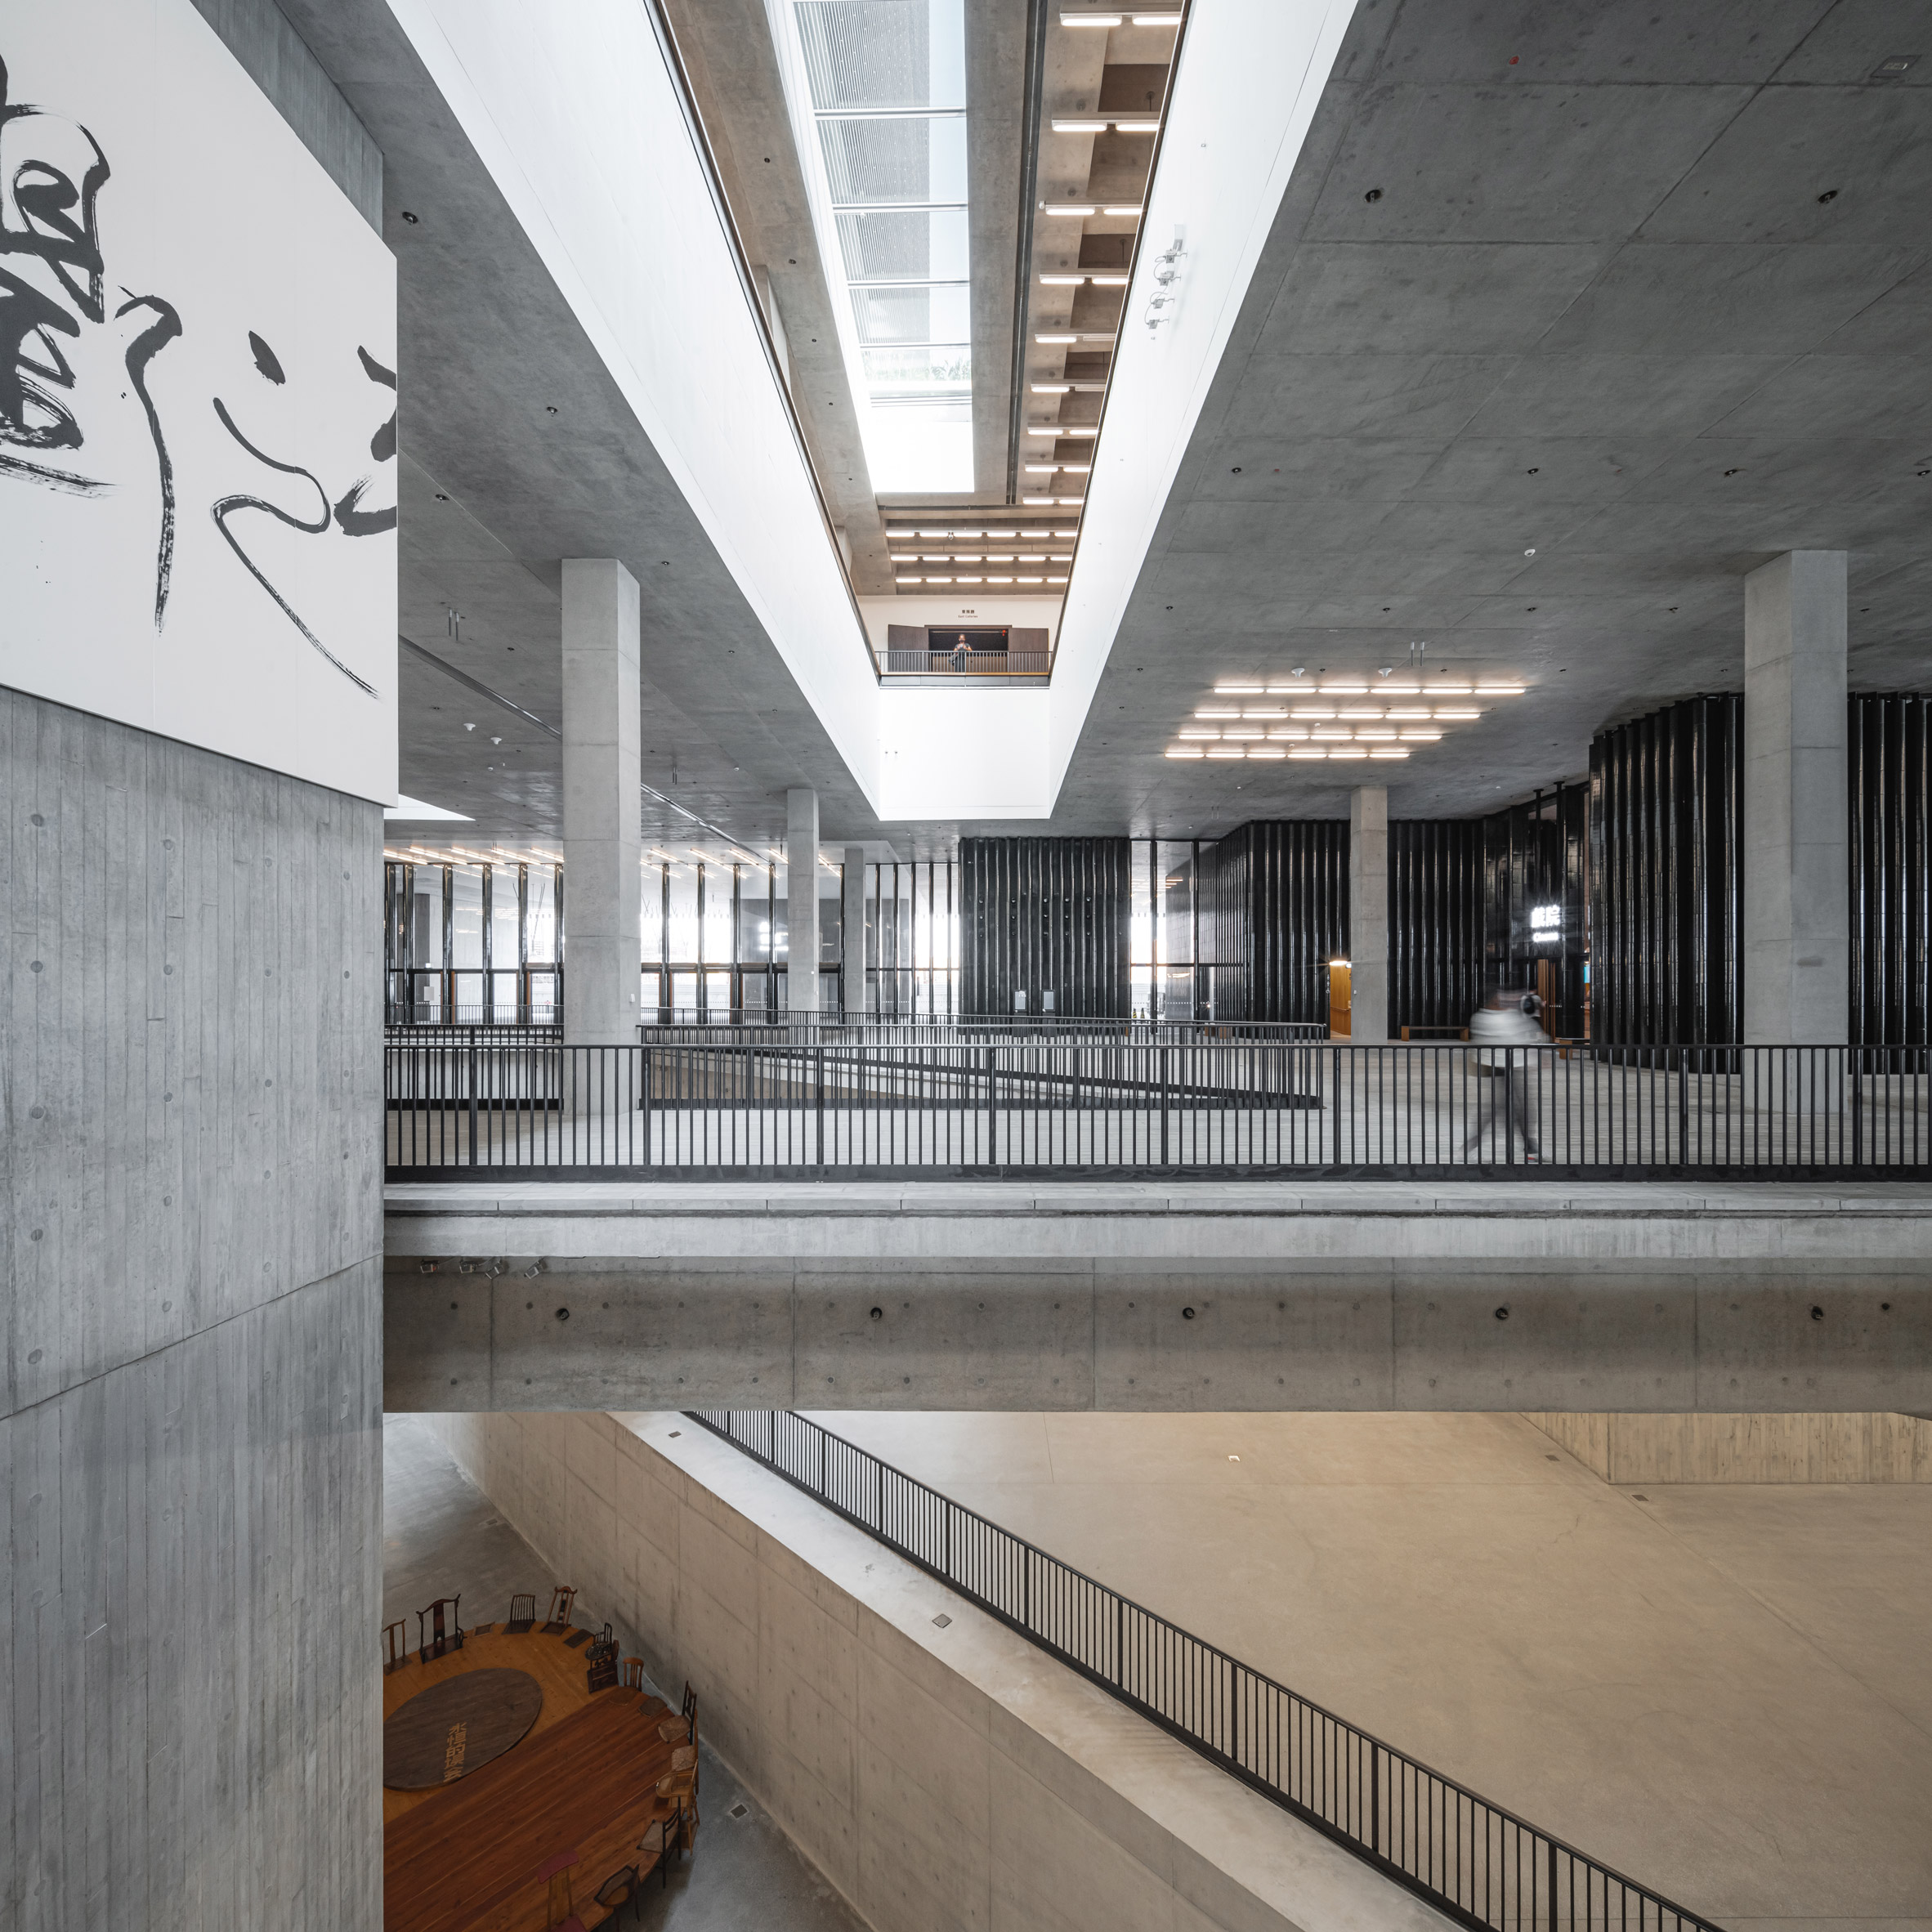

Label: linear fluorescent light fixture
[1045,204,1096,217]
[1102,204,1143,217]
[1051,119,1109,133]
[1060,10,1123,22]
[1132,10,1183,21]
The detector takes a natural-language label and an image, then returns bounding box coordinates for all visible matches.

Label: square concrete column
[561,559,642,1044]
[1348,785,1389,1043]
[787,787,820,1012]
[1744,551,1848,1044]
[843,846,867,1017]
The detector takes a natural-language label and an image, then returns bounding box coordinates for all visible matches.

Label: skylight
[774,0,972,493]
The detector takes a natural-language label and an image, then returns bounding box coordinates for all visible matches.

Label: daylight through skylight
[774,0,973,493]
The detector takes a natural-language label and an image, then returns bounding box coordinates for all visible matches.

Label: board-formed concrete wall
[419,1405,1448,1932]
[2,689,385,1932]
[1524,1411,1932,1484]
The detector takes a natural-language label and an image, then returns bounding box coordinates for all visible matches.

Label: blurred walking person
[1463,986,1546,1161]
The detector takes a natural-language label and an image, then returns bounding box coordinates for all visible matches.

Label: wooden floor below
[383,1626,691,1931]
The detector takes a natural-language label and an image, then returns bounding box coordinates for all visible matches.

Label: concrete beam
[383,1181,1932,1415]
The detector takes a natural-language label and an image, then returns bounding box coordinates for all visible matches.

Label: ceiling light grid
[1166,678,1525,763]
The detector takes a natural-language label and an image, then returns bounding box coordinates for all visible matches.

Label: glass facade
[386,840,1232,1024]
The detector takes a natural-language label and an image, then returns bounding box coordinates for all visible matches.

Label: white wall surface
[879,686,1053,821]
[0,0,397,804]
[420,1407,1446,1932]
[383,0,884,806]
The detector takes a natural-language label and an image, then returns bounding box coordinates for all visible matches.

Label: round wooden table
[383,1667,544,1790]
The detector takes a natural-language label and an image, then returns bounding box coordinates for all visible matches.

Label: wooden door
[1328,960,1352,1037]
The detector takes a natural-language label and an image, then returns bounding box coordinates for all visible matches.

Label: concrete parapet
[418,1407,1450,1932]
[1523,1409,1932,1484]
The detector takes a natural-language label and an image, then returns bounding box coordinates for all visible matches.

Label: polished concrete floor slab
[383,1414,865,1931]
[806,1408,1932,1932]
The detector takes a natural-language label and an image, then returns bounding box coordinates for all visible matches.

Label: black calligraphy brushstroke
[118,291,181,626]
[0,445,105,492]
[248,330,284,384]
[0,268,83,447]
[356,344,397,463]
[0,60,110,324]
[332,474,396,537]
[211,394,378,699]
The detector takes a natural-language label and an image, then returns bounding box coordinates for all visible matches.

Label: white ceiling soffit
[382,0,883,805]
[1043,0,1359,796]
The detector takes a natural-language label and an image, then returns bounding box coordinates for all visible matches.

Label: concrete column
[843,846,867,1017]
[561,559,642,1044]
[1348,785,1389,1043]
[1744,551,1848,1044]
[787,787,820,1012]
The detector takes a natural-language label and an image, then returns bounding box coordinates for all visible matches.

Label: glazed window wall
[384,858,563,1024]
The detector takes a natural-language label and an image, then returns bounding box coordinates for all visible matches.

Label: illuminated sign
[1531,903,1561,941]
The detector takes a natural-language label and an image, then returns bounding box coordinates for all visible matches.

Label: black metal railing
[879,648,1053,677]
[384,1040,1930,1179]
[689,1408,1724,1932]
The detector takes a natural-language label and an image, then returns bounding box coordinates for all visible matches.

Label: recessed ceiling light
[1165,746,1203,758]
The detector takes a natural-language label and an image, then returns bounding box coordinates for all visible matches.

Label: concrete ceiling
[289,0,1932,858]
[1027,0,1932,839]
[280,0,890,856]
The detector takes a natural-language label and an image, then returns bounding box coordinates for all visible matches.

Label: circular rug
[383,1668,544,1789]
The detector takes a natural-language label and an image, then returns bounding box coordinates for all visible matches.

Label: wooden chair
[655,1715,687,1744]
[504,1592,537,1635]
[636,1807,683,1887]
[622,1657,646,1692]
[535,1847,577,1929]
[416,1595,463,1663]
[539,1585,577,1635]
[382,1621,409,1675]
[593,1863,641,1925]
[585,1625,619,1693]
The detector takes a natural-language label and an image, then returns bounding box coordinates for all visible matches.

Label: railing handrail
[384,1040,1931,1182]
[688,1407,1725,1932]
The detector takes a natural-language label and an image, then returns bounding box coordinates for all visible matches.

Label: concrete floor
[807,1409,1932,1932]
[382,1414,865,1932]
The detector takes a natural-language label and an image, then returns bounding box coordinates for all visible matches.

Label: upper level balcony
[877,622,1053,686]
